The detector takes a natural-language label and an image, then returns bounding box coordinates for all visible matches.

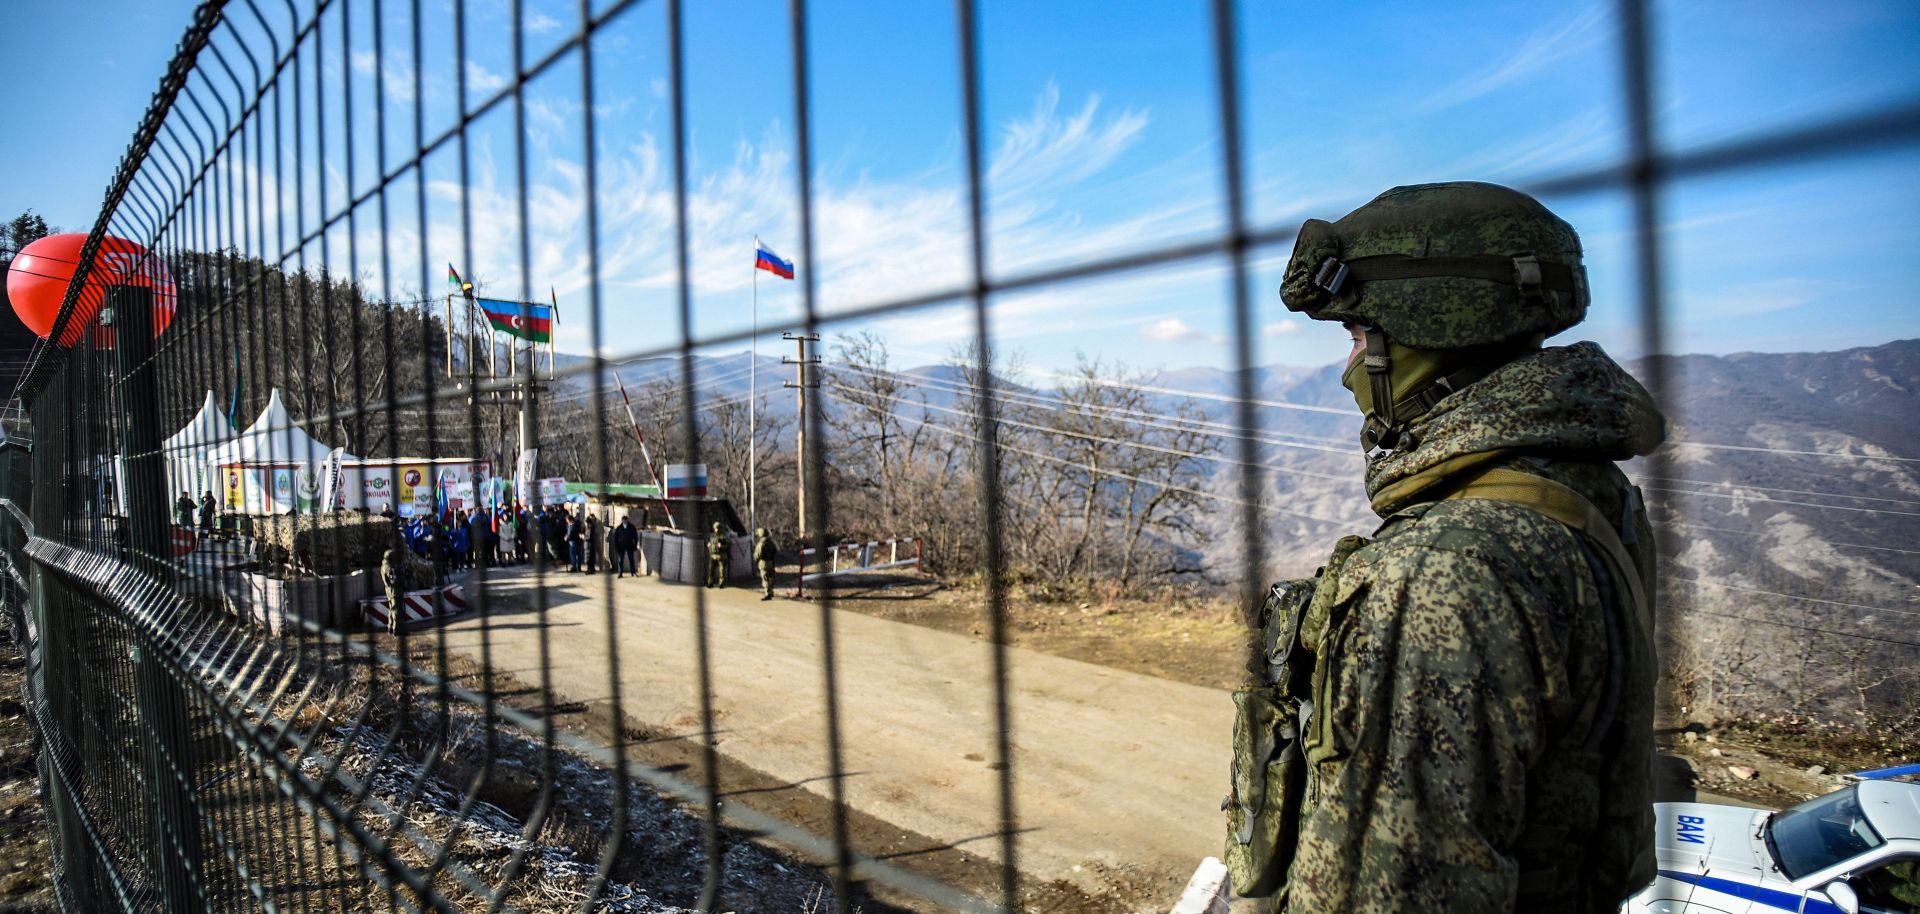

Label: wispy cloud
[1434,105,1621,179]
[1690,277,1825,318]
[988,83,1148,196]
[335,86,1164,358]
[524,9,562,34]
[466,61,508,94]
[350,49,416,103]
[1421,6,1612,110]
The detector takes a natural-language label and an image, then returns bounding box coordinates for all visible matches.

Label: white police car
[1624,764,1920,914]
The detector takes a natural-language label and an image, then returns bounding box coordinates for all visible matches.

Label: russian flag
[754,242,795,280]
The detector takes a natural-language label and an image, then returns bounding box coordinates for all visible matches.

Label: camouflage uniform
[753,528,777,600]
[379,545,408,634]
[706,522,729,589]
[1257,183,1663,913]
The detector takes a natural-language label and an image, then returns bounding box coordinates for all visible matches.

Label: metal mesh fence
[0,0,1914,912]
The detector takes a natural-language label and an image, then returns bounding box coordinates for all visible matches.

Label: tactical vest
[1225,463,1654,909]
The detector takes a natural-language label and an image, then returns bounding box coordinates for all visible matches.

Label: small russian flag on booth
[754,242,795,280]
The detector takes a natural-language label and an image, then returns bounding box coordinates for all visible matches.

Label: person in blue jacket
[449,518,471,572]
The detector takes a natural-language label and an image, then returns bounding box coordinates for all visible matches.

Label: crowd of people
[176,484,777,593]
[385,501,645,575]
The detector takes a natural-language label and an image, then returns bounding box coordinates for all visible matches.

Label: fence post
[108,285,206,913]
[31,569,107,911]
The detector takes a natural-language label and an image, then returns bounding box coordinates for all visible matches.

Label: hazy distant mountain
[1257,340,1920,676]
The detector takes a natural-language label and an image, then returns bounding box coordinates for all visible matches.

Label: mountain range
[552,339,1918,665]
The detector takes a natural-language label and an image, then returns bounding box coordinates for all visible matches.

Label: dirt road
[435,565,1233,906]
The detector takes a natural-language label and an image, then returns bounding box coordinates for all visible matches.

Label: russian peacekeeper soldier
[379,541,409,635]
[706,522,729,589]
[1224,182,1664,913]
[753,528,777,600]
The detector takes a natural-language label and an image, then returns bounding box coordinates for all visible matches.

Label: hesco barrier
[0,1,1915,913]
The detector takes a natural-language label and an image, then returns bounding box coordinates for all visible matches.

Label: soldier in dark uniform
[174,491,196,528]
[706,522,729,589]
[585,512,603,574]
[753,527,777,600]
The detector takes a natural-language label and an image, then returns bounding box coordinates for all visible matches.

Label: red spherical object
[6,233,177,347]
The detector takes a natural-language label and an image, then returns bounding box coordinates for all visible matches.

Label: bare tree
[824,331,935,535]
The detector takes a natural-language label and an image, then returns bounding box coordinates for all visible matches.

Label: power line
[541,360,762,407]
[1653,518,1920,557]
[1627,473,1920,507]
[1674,605,1920,649]
[1634,482,1920,519]
[821,378,1360,487]
[821,386,1368,531]
[1641,484,1920,548]
[851,359,1354,446]
[821,361,1359,472]
[827,361,1356,453]
[884,342,1362,419]
[1667,574,1920,619]
[1661,440,1920,465]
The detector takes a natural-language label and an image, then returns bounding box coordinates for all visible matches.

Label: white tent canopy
[204,388,354,466]
[164,390,234,499]
[166,390,234,455]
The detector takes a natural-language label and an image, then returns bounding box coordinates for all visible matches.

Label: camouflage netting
[254,513,396,576]
[385,547,440,594]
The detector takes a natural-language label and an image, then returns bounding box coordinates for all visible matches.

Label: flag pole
[444,291,455,378]
[486,298,498,383]
[750,236,759,533]
[548,287,559,377]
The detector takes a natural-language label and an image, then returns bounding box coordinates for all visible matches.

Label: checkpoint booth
[567,481,751,584]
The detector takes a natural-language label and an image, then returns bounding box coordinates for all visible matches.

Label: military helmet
[1279,182,1587,349]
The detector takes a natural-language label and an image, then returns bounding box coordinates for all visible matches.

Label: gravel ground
[0,623,56,913]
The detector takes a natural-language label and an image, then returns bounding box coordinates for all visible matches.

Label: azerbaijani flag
[477,298,554,343]
[754,242,794,280]
[447,263,465,288]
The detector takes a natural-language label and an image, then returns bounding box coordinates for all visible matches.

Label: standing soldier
[1225,182,1663,913]
[706,521,729,589]
[753,527,777,600]
[586,511,603,574]
[174,490,196,528]
[379,539,408,635]
[546,506,567,565]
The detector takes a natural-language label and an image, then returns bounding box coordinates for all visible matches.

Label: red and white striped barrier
[361,583,469,631]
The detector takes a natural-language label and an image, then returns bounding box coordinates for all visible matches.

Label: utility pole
[782,332,820,537]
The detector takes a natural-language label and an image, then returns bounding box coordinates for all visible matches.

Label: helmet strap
[1360,328,1402,456]
[1357,332,1537,460]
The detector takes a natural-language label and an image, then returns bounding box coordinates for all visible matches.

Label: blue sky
[2,0,1915,376]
